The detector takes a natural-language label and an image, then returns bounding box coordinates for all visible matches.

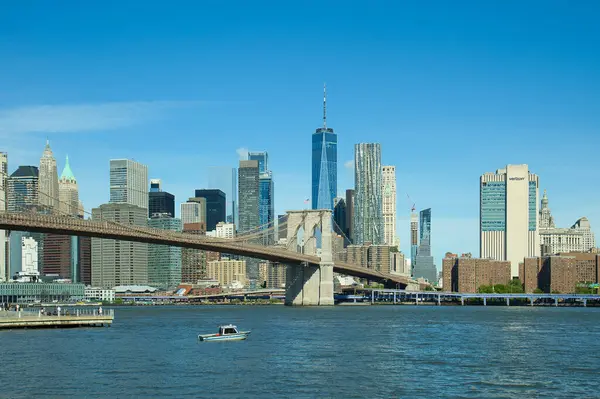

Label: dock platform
[0,309,114,329]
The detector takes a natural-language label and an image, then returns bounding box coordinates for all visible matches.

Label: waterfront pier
[0,308,114,329]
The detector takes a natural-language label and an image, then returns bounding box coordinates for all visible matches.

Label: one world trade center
[311,84,337,211]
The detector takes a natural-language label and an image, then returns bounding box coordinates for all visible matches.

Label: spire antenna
[323,83,327,129]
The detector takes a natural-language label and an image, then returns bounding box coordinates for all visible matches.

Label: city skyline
[1,1,599,265]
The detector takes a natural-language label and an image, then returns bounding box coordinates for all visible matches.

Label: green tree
[478,285,494,293]
[533,288,543,294]
[508,279,524,293]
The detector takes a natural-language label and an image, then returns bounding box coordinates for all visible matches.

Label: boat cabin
[218,325,239,335]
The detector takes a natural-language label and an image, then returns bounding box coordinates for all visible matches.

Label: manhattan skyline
[1,1,599,265]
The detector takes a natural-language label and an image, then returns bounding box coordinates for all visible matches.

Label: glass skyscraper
[238,160,260,279]
[311,86,337,211]
[248,151,274,245]
[353,143,384,245]
[413,208,437,283]
[194,189,226,232]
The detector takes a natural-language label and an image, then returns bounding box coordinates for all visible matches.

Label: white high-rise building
[0,152,7,281]
[382,166,397,246]
[480,164,539,277]
[38,140,60,211]
[109,159,148,210]
[58,155,80,216]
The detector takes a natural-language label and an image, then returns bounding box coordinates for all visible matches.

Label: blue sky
[1,1,599,267]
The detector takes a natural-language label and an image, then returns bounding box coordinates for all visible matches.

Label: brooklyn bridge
[0,207,408,306]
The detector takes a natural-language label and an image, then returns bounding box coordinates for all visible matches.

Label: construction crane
[406,193,416,213]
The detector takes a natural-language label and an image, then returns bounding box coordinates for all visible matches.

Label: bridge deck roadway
[0,212,407,286]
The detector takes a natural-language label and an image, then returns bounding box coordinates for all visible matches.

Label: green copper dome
[60,155,76,181]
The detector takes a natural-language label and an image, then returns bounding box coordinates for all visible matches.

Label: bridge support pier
[284,210,335,306]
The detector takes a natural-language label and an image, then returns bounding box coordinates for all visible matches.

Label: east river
[1,305,599,398]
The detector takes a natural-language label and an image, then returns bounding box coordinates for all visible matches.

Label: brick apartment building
[442,252,511,293]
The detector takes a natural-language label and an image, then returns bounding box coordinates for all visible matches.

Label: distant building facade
[480,164,539,277]
[148,214,182,290]
[206,258,247,287]
[91,203,148,288]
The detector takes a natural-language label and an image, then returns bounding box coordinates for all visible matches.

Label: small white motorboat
[198,324,250,342]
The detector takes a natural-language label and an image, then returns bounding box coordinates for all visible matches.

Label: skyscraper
[208,166,237,226]
[238,160,260,234]
[248,151,274,245]
[148,214,182,290]
[248,152,268,174]
[311,84,337,211]
[58,155,80,216]
[413,208,437,283]
[91,203,148,288]
[38,140,59,212]
[109,159,148,210]
[382,165,397,246]
[194,189,226,232]
[238,160,260,279]
[353,143,384,245]
[149,179,175,218]
[480,164,539,277]
[410,210,418,274]
[93,159,149,287]
[0,152,7,281]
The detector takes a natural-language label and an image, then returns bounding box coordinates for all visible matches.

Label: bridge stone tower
[285,210,334,306]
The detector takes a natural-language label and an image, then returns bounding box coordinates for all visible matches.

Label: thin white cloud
[344,160,354,169]
[0,100,202,136]
[236,147,249,160]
